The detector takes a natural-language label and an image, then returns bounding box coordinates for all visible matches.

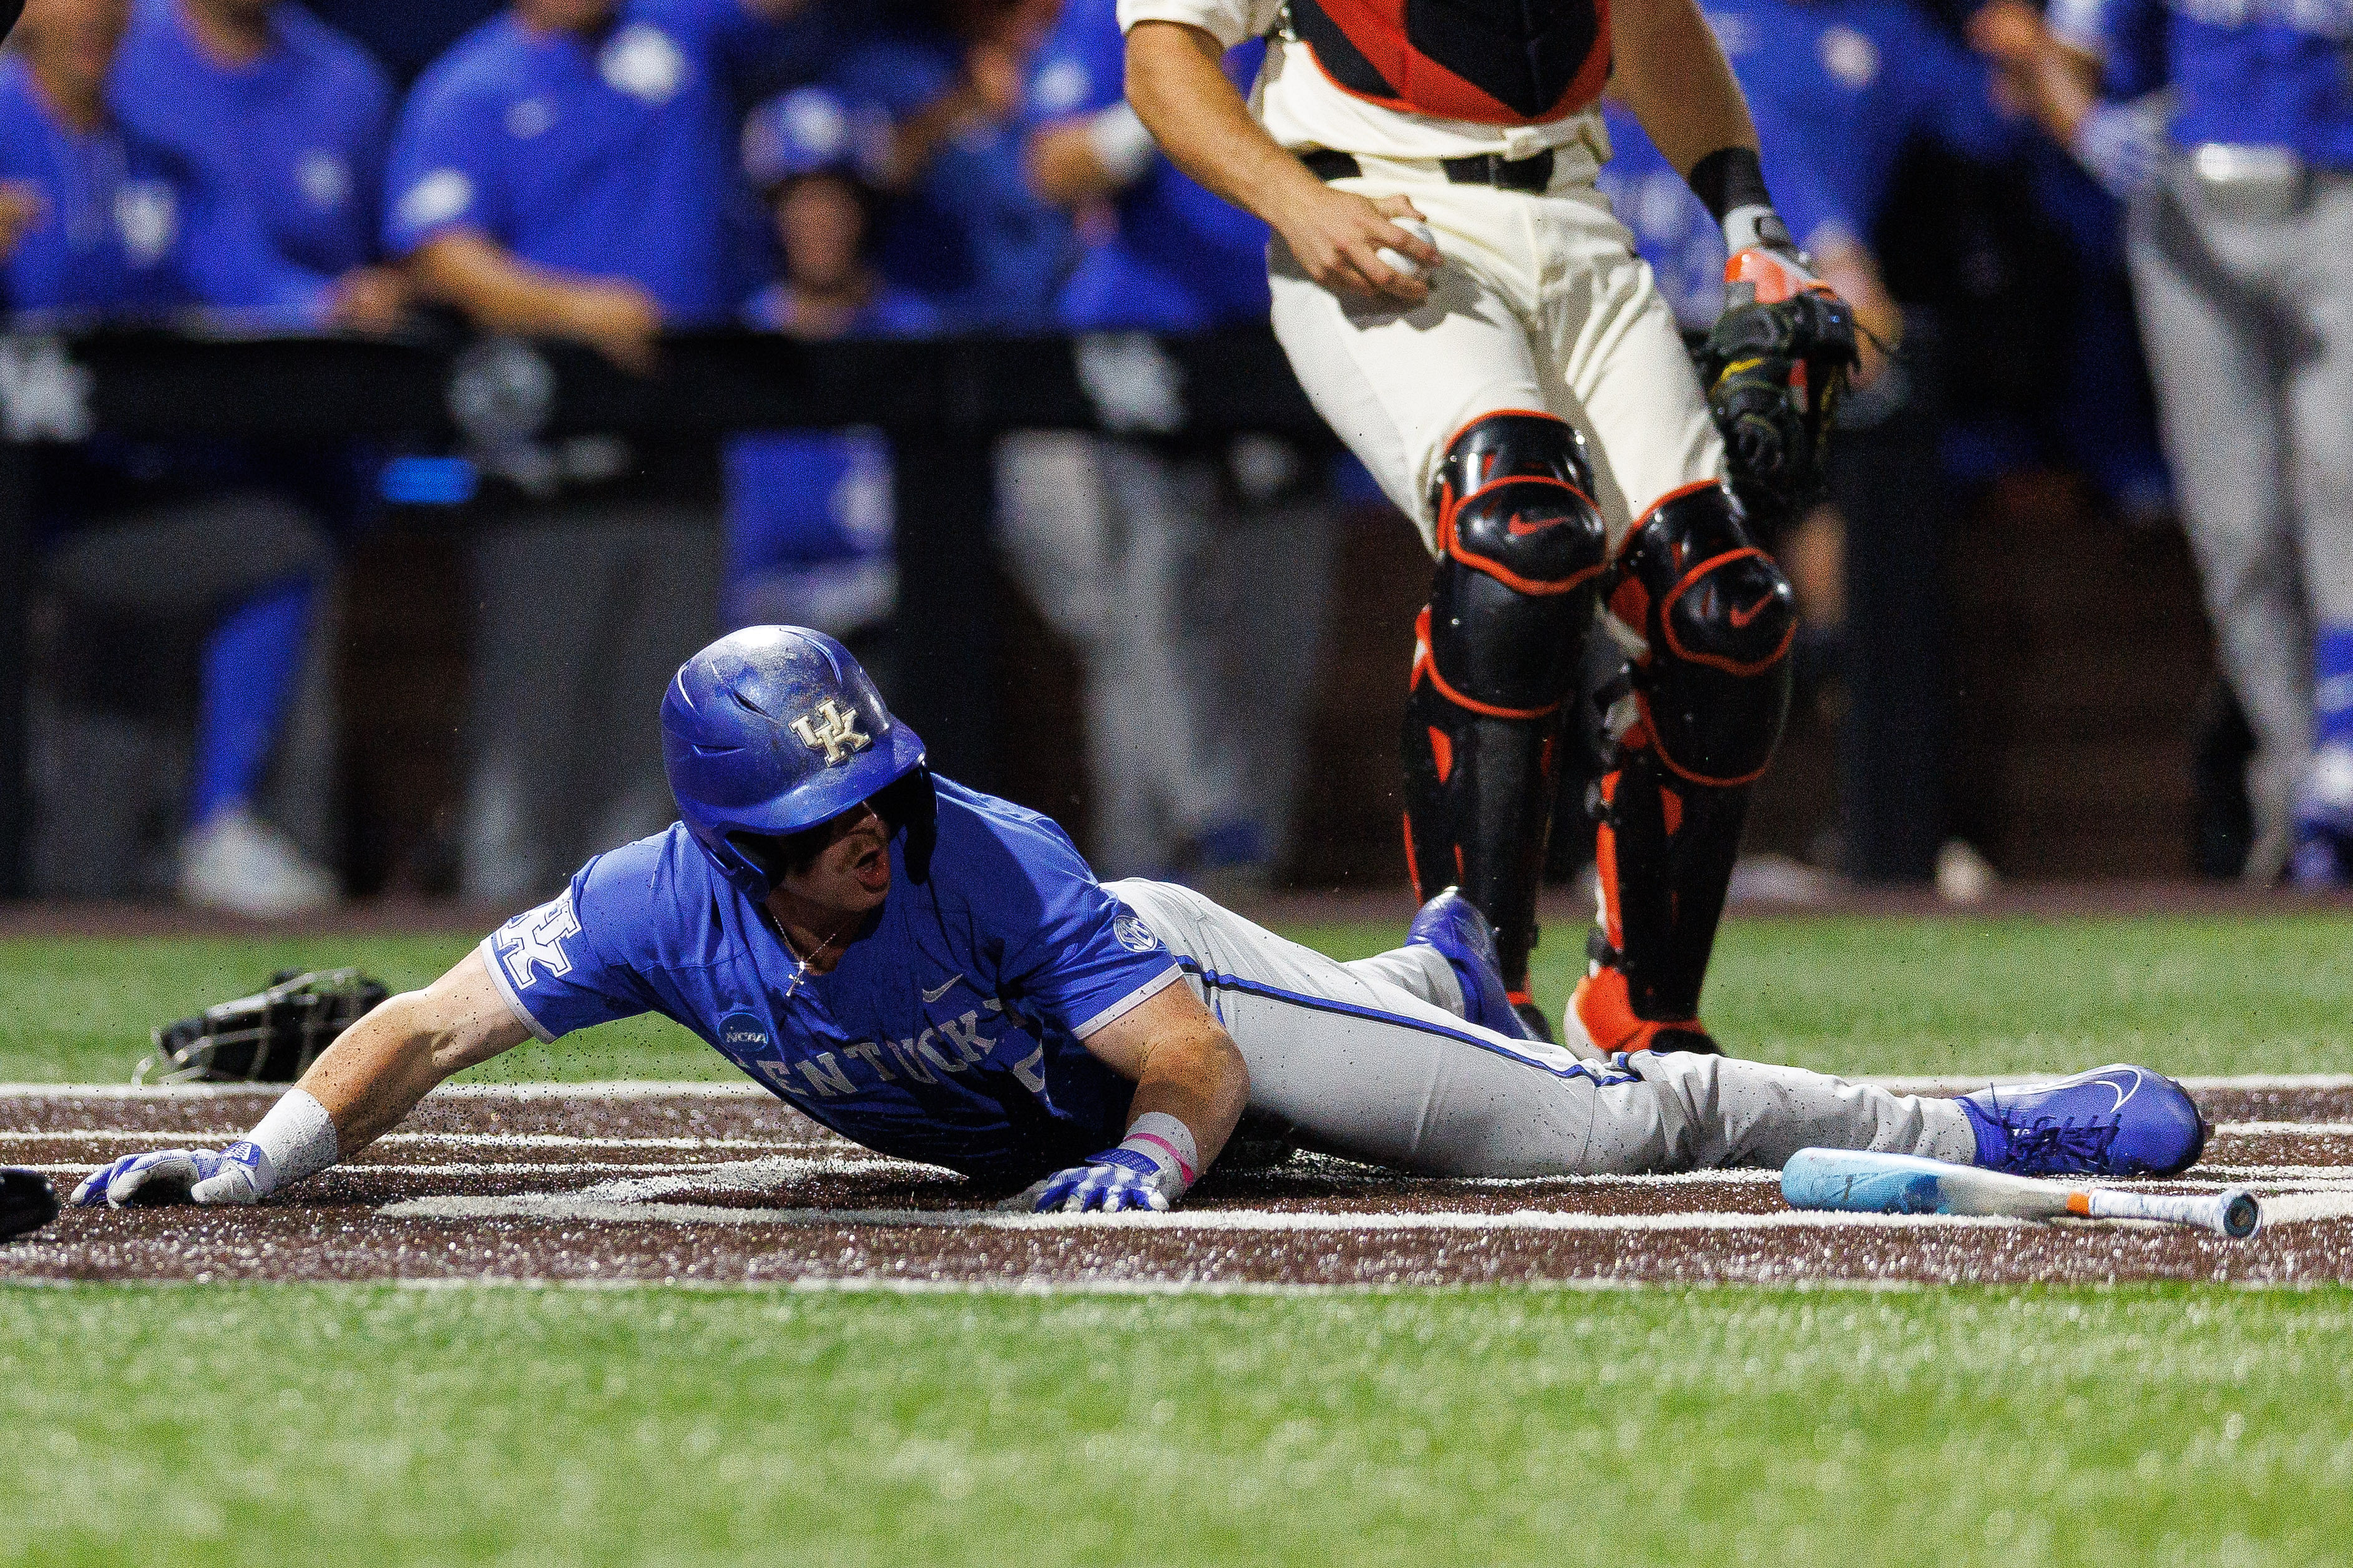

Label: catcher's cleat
[1570,966,1724,1056]
[1509,994,1555,1044]
[1958,1066,2208,1179]
[1408,888,1535,1041]
[1,1168,59,1241]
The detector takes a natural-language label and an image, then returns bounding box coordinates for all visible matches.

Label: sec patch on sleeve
[1112,907,1165,955]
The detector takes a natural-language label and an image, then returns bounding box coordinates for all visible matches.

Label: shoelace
[2002,1118,2121,1176]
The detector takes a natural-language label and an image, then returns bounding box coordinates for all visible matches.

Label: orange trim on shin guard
[1571,967,1705,1054]
[1594,771,1625,953]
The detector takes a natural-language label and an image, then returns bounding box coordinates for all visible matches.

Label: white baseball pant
[1265,160,1725,550]
[1109,878,1977,1176]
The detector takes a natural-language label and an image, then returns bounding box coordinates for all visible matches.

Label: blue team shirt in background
[829,27,1074,331]
[383,0,779,322]
[480,779,1176,1180]
[2054,0,2353,168]
[725,283,941,594]
[1022,0,1269,332]
[1596,100,1850,331]
[1706,0,2020,231]
[0,56,318,318]
[111,0,393,284]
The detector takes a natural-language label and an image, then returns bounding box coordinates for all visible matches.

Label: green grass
[1296,912,2353,1078]
[8,922,2349,1562]
[0,933,719,1084]
[6,913,2351,1083]
[3,1282,2347,1567]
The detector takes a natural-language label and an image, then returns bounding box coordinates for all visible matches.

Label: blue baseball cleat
[1959,1065,2209,1178]
[1407,888,1534,1041]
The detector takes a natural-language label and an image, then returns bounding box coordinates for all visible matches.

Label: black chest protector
[1288,0,1613,125]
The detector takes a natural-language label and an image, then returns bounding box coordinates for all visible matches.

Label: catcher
[1124,0,1857,1046]
[76,628,2204,1215]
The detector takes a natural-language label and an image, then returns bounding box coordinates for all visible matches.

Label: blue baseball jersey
[0,56,317,317]
[383,0,779,322]
[1705,0,2022,230]
[1595,100,1852,330]
[726,283,940,586]
[110,0,393,283]
[479,779,1178,1180]
[828,28,1075,331]
[2050,0,2353,167]
[1022,0,1269,331]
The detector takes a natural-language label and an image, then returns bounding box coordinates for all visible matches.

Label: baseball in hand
[1375,219,1437,281]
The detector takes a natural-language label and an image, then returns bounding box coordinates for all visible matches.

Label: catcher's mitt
[1,1168,58,1242]
[135,968,389,1086]
[1696,290,1860,536]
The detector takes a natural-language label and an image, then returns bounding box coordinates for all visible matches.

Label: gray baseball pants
[462,502,718,905]
[997,432,1334,879]
[1110,879,1977,1176]
[2128,163,2353,875]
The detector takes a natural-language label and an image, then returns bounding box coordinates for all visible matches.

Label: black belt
[1299,147,1555,192]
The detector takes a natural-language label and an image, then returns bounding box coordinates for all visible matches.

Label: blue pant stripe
[1174,959,1636,1088]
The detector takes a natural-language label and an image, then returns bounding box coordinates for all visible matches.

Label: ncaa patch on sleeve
[718,1011,770,1054]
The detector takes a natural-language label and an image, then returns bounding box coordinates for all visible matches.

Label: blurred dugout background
[0,0,2317,914]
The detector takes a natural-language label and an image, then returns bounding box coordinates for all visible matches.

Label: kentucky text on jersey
[478,779,1180,1181]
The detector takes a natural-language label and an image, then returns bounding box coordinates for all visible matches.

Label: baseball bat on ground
[1781,1148,2259,1239]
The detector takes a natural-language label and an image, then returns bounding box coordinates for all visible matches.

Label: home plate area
[7,1080,2353,1288]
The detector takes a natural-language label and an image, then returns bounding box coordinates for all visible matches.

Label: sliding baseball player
[78,628,2206,1215]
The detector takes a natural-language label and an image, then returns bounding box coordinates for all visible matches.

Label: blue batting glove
[1032,1147,1171,1214]
[70,1143,269,1209]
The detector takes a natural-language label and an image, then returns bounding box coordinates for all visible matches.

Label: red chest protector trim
[1289,0,1613,126]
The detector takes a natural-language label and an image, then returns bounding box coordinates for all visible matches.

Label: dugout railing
[0,323,1944,897]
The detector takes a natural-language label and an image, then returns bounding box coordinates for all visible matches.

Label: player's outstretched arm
[1123,19,1441,302]
[1610,0,1759,180]
[1027,983,1251,1213]
[72,951,532,1210]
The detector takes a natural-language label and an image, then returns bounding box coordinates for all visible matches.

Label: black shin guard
[1591,485,1794,1023]
[1400,413,1607,988]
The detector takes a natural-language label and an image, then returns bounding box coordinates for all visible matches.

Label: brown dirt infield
[4,1084,2349,1288]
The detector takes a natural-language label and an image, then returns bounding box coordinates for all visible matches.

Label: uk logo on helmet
[791,699,873,765]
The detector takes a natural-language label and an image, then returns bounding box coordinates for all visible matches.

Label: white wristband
[242,1088,339,1194]
[1085,102,1157,188]
[1118,1111,1200,1200]
[1721,203,1790,258]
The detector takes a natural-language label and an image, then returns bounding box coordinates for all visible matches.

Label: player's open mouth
[852,847,890,894]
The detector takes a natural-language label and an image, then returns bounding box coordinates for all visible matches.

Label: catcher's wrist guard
[137,968,389,1086]
[1696,290,1859,535]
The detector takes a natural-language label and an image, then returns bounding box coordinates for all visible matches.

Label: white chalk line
[0,1081,763,1101]
[2210,1123,2353,1137]
[13,1162,859,1181]
[382,1194,2037,1233]
[377,1190,2353,1233]
[0,1129,855,1153]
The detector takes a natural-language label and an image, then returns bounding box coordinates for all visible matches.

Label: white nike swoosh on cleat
[920,975,965,1003]
[2101,1068,2142,1113]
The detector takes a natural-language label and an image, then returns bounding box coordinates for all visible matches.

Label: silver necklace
[780,912,858,1002]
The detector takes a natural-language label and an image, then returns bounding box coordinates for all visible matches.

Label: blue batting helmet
[661,626,926,901]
